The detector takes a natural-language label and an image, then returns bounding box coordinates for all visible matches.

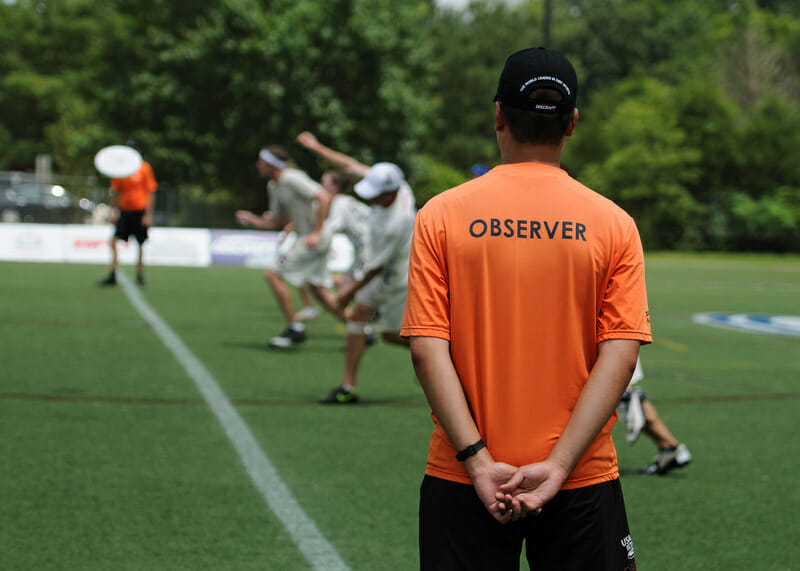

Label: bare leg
[642,400,680,448]
[342,303,372,390]
[264,269,297,323]
[110,237,119,271]
[299,283,314,309]
[309,284,347,322]
[136,241,145,276]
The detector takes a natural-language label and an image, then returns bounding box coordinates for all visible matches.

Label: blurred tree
[574,77,704,249]
[560,0,715,100]
[421,1,542,172]
[1,0,799,251]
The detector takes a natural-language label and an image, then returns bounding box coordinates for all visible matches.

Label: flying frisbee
[94,145,143,178]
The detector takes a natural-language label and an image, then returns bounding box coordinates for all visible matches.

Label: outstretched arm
[498,338,640,519]
[297,131,370,178]
[235,210,285,230]
[410,336,517,524]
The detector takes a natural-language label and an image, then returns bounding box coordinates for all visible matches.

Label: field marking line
[117,271,350,571]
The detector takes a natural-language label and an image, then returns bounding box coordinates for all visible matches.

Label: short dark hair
[502,88,571,146]
[324,170,353,194]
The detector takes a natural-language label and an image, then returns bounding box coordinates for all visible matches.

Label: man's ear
[565,108,579,137]
[495,102,506,132]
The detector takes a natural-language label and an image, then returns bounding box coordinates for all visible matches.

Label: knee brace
[346,321,369,335]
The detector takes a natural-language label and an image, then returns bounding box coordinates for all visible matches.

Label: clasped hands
[467,456,568,525]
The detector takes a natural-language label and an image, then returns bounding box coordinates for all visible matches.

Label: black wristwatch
[455,439,486,462]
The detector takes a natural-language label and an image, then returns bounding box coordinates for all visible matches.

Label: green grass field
[1,254,798,570]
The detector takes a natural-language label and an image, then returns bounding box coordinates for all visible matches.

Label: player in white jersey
[297,131,416,404]
[617,357,693,475]
[318,170,371,285]
[235,145,333,349]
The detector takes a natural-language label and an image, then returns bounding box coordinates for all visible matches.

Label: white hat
[354,162,405,200]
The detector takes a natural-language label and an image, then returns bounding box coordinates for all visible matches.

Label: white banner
[0,223,65,262]
[0,223,352,271]
[1,224,210,267]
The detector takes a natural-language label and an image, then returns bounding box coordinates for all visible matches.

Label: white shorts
[354,278,407,332]
[272,234,332,289]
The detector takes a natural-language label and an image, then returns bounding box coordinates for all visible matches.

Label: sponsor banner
[209,230,355,271]
[64,224,123,264]
[693,313,800,337]
[1,224,353,270]
[0,223,65,262]
[145,228,211,267]
[64,225,211,266]
[210,229,282,267]
[1,223,211,267]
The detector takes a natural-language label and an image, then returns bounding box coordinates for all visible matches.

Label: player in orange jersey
[98,143,157,287]
[402,48,650,569]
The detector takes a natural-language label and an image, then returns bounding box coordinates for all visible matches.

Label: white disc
[94,145,143,178]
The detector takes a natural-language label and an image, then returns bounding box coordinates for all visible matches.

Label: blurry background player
[293,169,373,324]
[297,131,415,404]
[235,145,333,348]
[618,357,693,475]
[317,170,371,296]
[97,142,157,287]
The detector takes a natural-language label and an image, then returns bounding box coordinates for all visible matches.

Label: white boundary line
[117,271,350,571]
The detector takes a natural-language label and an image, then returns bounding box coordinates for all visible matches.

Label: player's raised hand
[296,131,319,150]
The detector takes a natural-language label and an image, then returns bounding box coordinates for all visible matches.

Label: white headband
[259,149,287,170]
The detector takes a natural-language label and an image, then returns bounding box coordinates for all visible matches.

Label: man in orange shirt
[98,143,158,287]
[401,48,651,570]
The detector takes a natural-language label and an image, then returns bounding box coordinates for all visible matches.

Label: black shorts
[115,210,148,244]
[420,475,636,571]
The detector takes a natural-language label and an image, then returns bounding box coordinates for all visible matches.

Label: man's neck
[500,143,563,169]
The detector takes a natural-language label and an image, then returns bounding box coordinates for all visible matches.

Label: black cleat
[268,326,307,349]
[639,444,692,476]
[97,273,117,287]
[319,386,359,405]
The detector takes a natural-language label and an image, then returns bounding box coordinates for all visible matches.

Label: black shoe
[136,273,146,286]
[319,386,359,404]
[268,326,307,349]
[97,273,117,287]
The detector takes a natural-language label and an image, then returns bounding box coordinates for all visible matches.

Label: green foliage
[575,78,704,249]
[171,184,241,229]
[406,154,469,207]
[1,0,799,251]
[728,188,800,251]
[421,1,539,170]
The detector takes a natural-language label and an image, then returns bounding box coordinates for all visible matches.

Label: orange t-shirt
[110,161,157,211]
[400,163,652,489]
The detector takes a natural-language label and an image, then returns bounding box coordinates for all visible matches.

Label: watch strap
[455,439,486,462]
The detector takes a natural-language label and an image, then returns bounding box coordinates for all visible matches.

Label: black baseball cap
[493,47,578,117]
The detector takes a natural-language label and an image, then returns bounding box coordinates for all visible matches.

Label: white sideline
[117,271,350,571]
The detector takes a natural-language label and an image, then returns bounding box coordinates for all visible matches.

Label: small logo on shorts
[621,534,635,559]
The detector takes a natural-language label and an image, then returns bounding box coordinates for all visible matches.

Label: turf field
[1,253,798,570]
